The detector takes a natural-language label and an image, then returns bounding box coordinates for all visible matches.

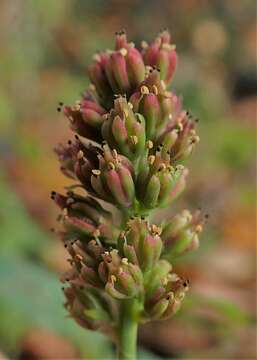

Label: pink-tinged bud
[58,139,100,192]
[157,99,200,161]
[129,70,174,140]
[115,31,145,89]
[103,250,143,299]
[52,191,112,226]
[162,210,203,257]
[121,218,162,271]
[141,234,163,271]
[88,52,112,103]
[55,135,98,183]
[64,105,102,142]
[110,52,130,93]
[117,164,135,204]
[64,216,96,236]
[90,171,110,203]
[102,97,146,159]
[112,115,128,146]
[126,47,145,88]
[140,93,161,139]
[157,47,177,86]
[88,32,145,103]
[89,145,136,207]
[81,97,106,129]
[63,285,116,331]
[142,30,177,86]
[123,244,139,265]
[115,31,128,50]
[105,168,130,207]
[143,269,189,321]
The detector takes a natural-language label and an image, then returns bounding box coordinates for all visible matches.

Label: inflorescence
[52,30,204,341]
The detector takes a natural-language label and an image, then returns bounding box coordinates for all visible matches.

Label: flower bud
[91,146,135,207]
[162,209,203,257]
[102,250,143,299]
[137,149,188,209]
[88,32,145,104]
[120,218,163,271]
[101,96,146,159]
[63,285,116,332]
[142,30,177,86]
[160,278,189,319]
[88,52,113,107]
[143,271,189,321]
[55,137,103,193]
[51,191,111,225]
[115,31,145,89]
[81,95,107,129]
[145,259,172,297]
[129,70,175,140]
[157,98,200,161]
[63,103,103,142]
[142,174,161,209]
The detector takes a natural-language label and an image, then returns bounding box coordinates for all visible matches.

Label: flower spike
[52,30,203,359]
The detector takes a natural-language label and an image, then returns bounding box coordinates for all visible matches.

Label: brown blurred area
[0,0,256,359]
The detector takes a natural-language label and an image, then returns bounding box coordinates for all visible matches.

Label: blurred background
[0,0,256,359]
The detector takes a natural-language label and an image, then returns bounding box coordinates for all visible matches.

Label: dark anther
[57,107,61,112]
[59,101,64,106]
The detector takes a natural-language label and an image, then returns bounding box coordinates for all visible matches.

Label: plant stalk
[117,299,139,360]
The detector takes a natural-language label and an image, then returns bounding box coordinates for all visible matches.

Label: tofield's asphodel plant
[52,30,204,359]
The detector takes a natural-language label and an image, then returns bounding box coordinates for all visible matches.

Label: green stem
[117,299,139,360]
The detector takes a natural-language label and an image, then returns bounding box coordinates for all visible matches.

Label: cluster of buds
[52,31,203,341]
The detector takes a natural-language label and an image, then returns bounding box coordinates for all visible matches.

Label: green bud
[143,175,161,209]
[162,210,203,257]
